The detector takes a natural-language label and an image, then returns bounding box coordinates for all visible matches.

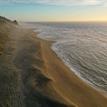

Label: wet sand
[33,31,107,107]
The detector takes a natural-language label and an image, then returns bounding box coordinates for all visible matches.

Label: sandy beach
[33,31,107,107]
[1,18,107,107]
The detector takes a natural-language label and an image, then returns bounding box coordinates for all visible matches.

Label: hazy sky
[0,0,107,22]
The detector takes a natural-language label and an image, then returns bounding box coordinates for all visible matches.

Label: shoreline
[34,31,107,107]
[1,19,107,106]
[36,31,107,97]
[52,42,107,97]
[1,17,107,107]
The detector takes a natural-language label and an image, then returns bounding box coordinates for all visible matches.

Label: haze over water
[29,22,107,92]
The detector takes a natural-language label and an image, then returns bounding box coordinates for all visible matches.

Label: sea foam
[27,22,107,92]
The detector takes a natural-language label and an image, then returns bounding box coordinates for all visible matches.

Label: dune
[0,16,107,107]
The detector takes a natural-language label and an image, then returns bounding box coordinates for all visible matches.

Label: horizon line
[21,20,107,23]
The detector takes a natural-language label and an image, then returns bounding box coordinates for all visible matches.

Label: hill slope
[1,16,107,107]
[0,17,74,107]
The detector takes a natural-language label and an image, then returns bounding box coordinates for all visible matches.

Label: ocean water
[27,22,107,92]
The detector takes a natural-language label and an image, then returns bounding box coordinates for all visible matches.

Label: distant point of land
[0,16,18,24]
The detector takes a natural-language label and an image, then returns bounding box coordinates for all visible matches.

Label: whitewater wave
[28,22,107,92]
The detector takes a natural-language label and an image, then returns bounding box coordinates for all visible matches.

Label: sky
[0,0,107,22]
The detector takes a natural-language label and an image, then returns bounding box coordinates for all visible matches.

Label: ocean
[26,22,107,92]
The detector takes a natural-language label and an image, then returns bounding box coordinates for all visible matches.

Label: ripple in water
[28,22,107,92]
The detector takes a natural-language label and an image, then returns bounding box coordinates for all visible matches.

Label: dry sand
[1,21,107,107]
[33,32,107,107]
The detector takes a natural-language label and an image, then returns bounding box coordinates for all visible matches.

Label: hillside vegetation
[0,16,17,55]
[0,17,72,107]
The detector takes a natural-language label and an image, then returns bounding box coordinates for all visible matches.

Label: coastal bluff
[1,16,107,107]
[0,16,74,107]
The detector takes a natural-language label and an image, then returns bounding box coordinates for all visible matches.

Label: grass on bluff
[0,18,23,107]
[0,17,10,55]
[0,17,72,107]
[0,16,17,54]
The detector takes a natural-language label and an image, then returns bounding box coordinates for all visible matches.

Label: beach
[0,18,107,107]
[33,31,107,107]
